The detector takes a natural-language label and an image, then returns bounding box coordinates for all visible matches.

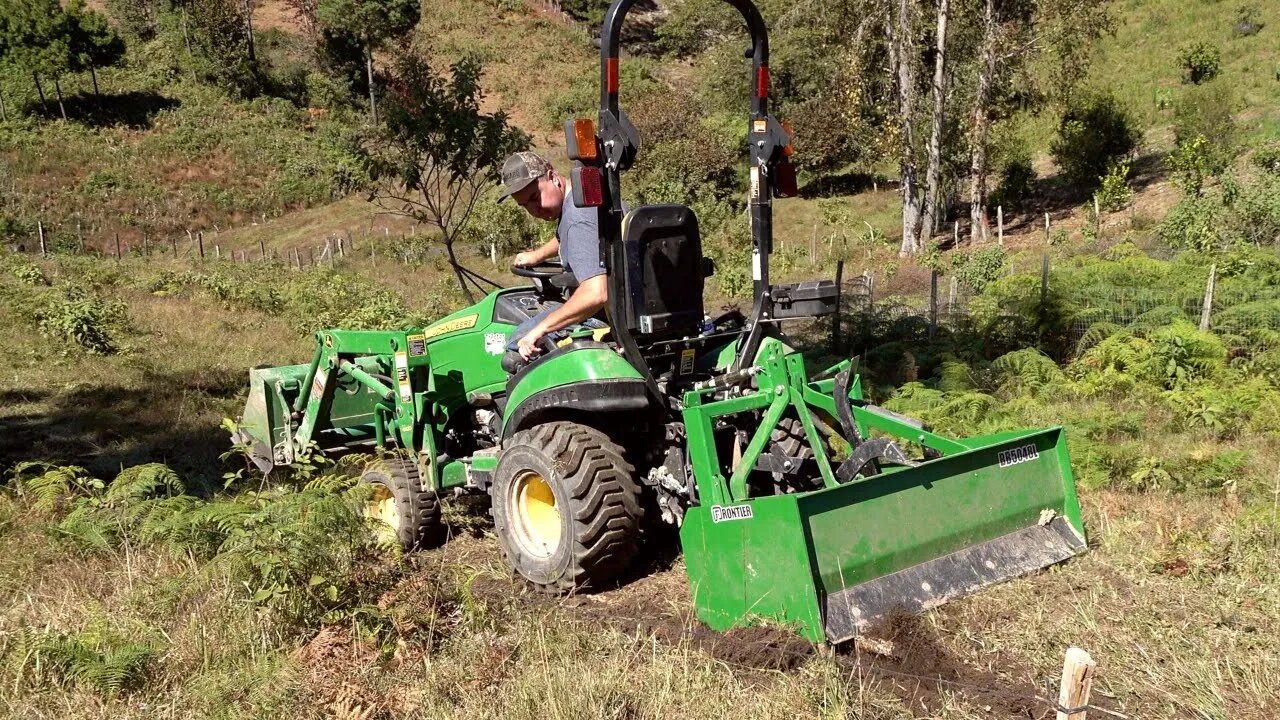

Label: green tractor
[232,0,1086,643]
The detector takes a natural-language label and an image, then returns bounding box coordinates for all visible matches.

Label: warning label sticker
[679,348,696,375]
[394,351,412,402]
[407,334,427,356]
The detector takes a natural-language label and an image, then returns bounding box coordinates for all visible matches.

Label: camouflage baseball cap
[496,151,554,202]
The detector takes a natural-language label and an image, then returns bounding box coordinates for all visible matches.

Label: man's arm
[513,236,559,267]
[516,275,608,359]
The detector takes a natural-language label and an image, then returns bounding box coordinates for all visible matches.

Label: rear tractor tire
[360,456,447,552]
[492,422,642,593]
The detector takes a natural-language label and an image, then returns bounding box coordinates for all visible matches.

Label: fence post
[929,269,938,339]
[832,260,844,353]
[38,221,47,256]
[115,232,121,260]
[259,239,267,262]
[1056,647,1096,720]
[293,247,301,269]
[997,205,1004,247]
[77,220,84,253]
[953,221,959,248]
[490,241,497,266]
[171,236,178,255]
[346,230,354,250]
[1044,213,1051,245]
[810,225,818,265]
[142,232,148,256]
[948,275,958,313]
[337,235,345,258]
[1200,264,1217,332]
[307,248,314,266]
[197,231,205,259]
[1093,196,1100,239]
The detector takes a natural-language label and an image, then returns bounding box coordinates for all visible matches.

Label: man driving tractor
[497,151,609,373]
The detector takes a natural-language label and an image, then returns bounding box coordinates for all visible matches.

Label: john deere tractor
[233,0,1086,643]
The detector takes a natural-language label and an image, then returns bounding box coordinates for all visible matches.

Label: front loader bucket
[235,364,311,473]
[681,427,1086,644]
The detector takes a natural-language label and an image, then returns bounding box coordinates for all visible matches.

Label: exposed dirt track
[419,527,1076,719]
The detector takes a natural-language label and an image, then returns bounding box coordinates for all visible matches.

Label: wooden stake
[307,248,314,266]
[197,231,205,259]
[215,244,221,259]
[38,221,46,256]
[490,241,497,266]
[259,239,267,261]
[948,275,958,312]
[142,232,148,256]
[997,205,1004,247]
[1056,647,1096,720]
[1200,264,1217,332]
[171,236,177,255]
[1045,213,1051,245]
[810,225,818,265]
[76,220,83,253]
[953,220,959,247]
[115,232,121,260]
[293,247,301,269]
[337,236,345,258]
[928,269,938,339]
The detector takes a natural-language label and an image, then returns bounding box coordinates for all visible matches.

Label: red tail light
[572,166,604,207]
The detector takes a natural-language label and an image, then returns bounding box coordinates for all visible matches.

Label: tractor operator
[497,151,609,373]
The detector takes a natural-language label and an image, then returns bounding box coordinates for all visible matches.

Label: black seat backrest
[619,204,704,341]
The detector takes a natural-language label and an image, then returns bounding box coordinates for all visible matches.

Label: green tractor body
[233,0,1086,643]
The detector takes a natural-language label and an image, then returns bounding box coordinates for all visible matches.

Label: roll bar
[593,0,789,401]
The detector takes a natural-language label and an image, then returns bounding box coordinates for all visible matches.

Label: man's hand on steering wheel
[513,251,536,267]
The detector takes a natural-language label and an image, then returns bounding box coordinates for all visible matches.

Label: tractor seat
[618,204,710,342]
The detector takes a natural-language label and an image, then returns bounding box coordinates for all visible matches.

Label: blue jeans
[505,302,609,352]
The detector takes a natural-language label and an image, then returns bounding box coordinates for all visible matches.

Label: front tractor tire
[492,422,642,593]
[360,456,446,552]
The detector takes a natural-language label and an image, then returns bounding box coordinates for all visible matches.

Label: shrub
[1159,195,1221,252]
[1050,94,1140,190]
[1233,6,1264,37]
[1173,82,1238,178]
[1178,42,1221,84]
[36,285,129,355]
[460,191,539,256]
[989,153,1035,210]
[951,246,1007,293]
[1095,161,1133,212]
[1253,141,1280,175]
[12,262,45,285]
[4,625,164,695]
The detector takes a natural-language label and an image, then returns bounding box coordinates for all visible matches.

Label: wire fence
[832,259,1280,358]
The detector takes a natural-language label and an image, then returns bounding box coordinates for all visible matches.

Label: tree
[0,0,76,118]
[360,51,530,301]
[917,0,950,251]
[316,0,420,125]
[967,0,1113,242]
[66,0,126,97]
[886,0,923,255]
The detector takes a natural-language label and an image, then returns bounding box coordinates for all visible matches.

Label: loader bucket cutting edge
[680,426,1085,644]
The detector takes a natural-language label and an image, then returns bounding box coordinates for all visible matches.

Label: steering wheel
[511,260,565,280]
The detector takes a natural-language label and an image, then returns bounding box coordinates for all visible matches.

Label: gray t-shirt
[557,192,605,285]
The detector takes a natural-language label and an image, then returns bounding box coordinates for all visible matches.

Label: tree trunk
[443,237,475,303]
[243,0,257,63]
[33,72,47,107]
[366,45,379,126]
[53,76,67,120]
[968,0,997,244]
[918,0,950,250]
[888,0,922,255]
[90,66,100,96]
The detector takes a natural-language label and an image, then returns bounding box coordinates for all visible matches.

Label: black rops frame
[594,0,791,407]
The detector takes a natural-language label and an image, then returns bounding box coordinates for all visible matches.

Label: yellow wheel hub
[510,471,561,558]
[367,483,401,544]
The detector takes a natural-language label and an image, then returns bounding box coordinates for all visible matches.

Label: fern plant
[9,462,103,513]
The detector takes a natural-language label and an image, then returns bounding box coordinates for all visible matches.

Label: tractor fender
[501,341,650,439]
